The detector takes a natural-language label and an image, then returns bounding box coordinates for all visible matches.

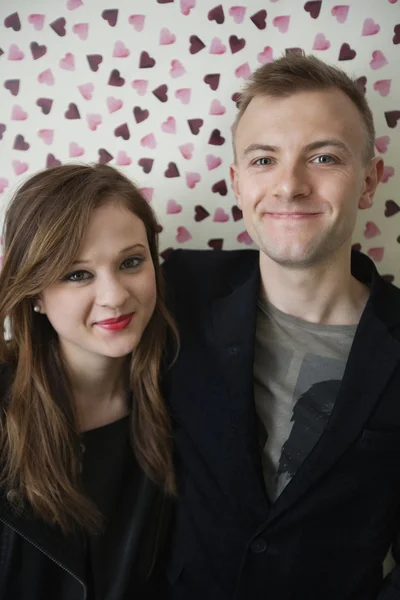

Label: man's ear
[358,156,385,210]
[230,163,242,210]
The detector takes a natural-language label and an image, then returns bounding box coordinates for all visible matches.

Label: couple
[1,53,400,600]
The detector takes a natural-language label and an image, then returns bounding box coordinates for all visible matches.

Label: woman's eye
[254,157,272,166]
[63,271,91,282]
[315,155,335,164]
[121,256,143,270]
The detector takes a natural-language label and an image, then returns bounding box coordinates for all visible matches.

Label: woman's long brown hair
[0,163,178,533]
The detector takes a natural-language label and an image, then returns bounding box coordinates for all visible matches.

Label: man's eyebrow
[72,244,147,266]
[242,139,352,159]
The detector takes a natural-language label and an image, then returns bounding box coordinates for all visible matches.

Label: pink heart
[373,79,391,96]
[313,33,330,51]
[140,187,153,202]
[28,14,45,30]
[107,96,123,113]
[180,0,196,16]
[87,114,102,131]
[69,142,85,157]
[210,38,226,54]
[113,41,130,58]
[388,0,398,3]
[132,79,148,96]
[128,14,145,31]
[175,88,191,104]
[272,15,290,33]
[170,60,186,78]
[38,69,54,85]
[381,166,395,183]
[67,0,83,9]
[0,178,9,194]
[72,23,89,40]
[206,154,222,170]
[375,136,390,153]
[364,221,381,238]
[229,6,246,23]
[116,151,132,166]
[257,46,274,65]
[12,160,29,176]
[78,82,94,100]
[186,172,201,189]
[176,226,192,243]
[8,44,24,61]
[210,99,226,115]
[179,143,194,159]
[362,18,380,36]
[235,62,251,79]
[370,50,388,70]
[160,27,176,45]
[161,117,177,134]
[167,199,183,214]
[368,247,384,262]
[141,134,157,149]
[213,208,229,223]
[237,231,253,245]
[331,5,349,23]
[38,129,54,144]
[59,53,75,71]
[11,105,28,120]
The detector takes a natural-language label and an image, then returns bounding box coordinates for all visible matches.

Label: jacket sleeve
[377,536,400,598]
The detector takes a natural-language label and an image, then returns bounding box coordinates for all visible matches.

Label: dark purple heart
[382,274,395,284]
[30,42,47,60]
[64,103,80,119]
[338,43,356,61]
[13,134,29,151]
[188,118,203,135]
[355,76,367,95]
[4,12,21,31]
[160,247,174,261]
[139,51,156,68]
[208,129,225,145]
[4,79,20,96]
[385,111,400,128]
[194,205,210,221]
[138,158,154,173]
[50,17,66,37]
[231,92,241,104]
[0,48,4,57]
[208,239,223,250]
[304,1,321,19]
[157,0,174,3]
[250,9,267,30]
[351,243,362,252]
[87,54,103,72]
[102,9,118,26]
[36,98,53,114]
[231,206,243,221]
[397,237,400,244]
[98,148,113,164]
[189,35,206,54]
[393,24,400,45]
[229,35,246,54]
[285,47,303,57]
[46,153,61,168]
[156,224,163,233]
[208,5,224,24]
[164,162,180,178]
[212,180,228,195]
[0,124,6,140]
[152,84,168,102]
[133,106,149,123]
[384,200,400,217]
[204,74,220,90]
[114,123,130,140]
[108,69,125,86]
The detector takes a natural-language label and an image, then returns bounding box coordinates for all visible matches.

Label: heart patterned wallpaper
[0,0,399,280]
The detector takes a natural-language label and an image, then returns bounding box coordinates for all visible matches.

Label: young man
[163,54,400,600]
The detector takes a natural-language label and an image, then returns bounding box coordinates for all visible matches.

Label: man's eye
[315,155,335,164]
[63,271,91,282]
[121,257,143,270]
[254,158,272,166]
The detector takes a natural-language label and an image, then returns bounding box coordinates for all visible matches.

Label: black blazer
[163,249,400,600]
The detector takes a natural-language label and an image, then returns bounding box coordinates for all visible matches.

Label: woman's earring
[33,305,40,313]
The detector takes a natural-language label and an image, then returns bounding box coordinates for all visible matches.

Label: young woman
[0,163,178,599]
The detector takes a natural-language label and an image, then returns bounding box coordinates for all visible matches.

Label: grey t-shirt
[254,297,357,502]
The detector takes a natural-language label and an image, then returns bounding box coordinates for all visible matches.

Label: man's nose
[272,162,311,201]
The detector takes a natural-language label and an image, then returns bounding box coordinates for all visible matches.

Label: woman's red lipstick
[95,313,134,331]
